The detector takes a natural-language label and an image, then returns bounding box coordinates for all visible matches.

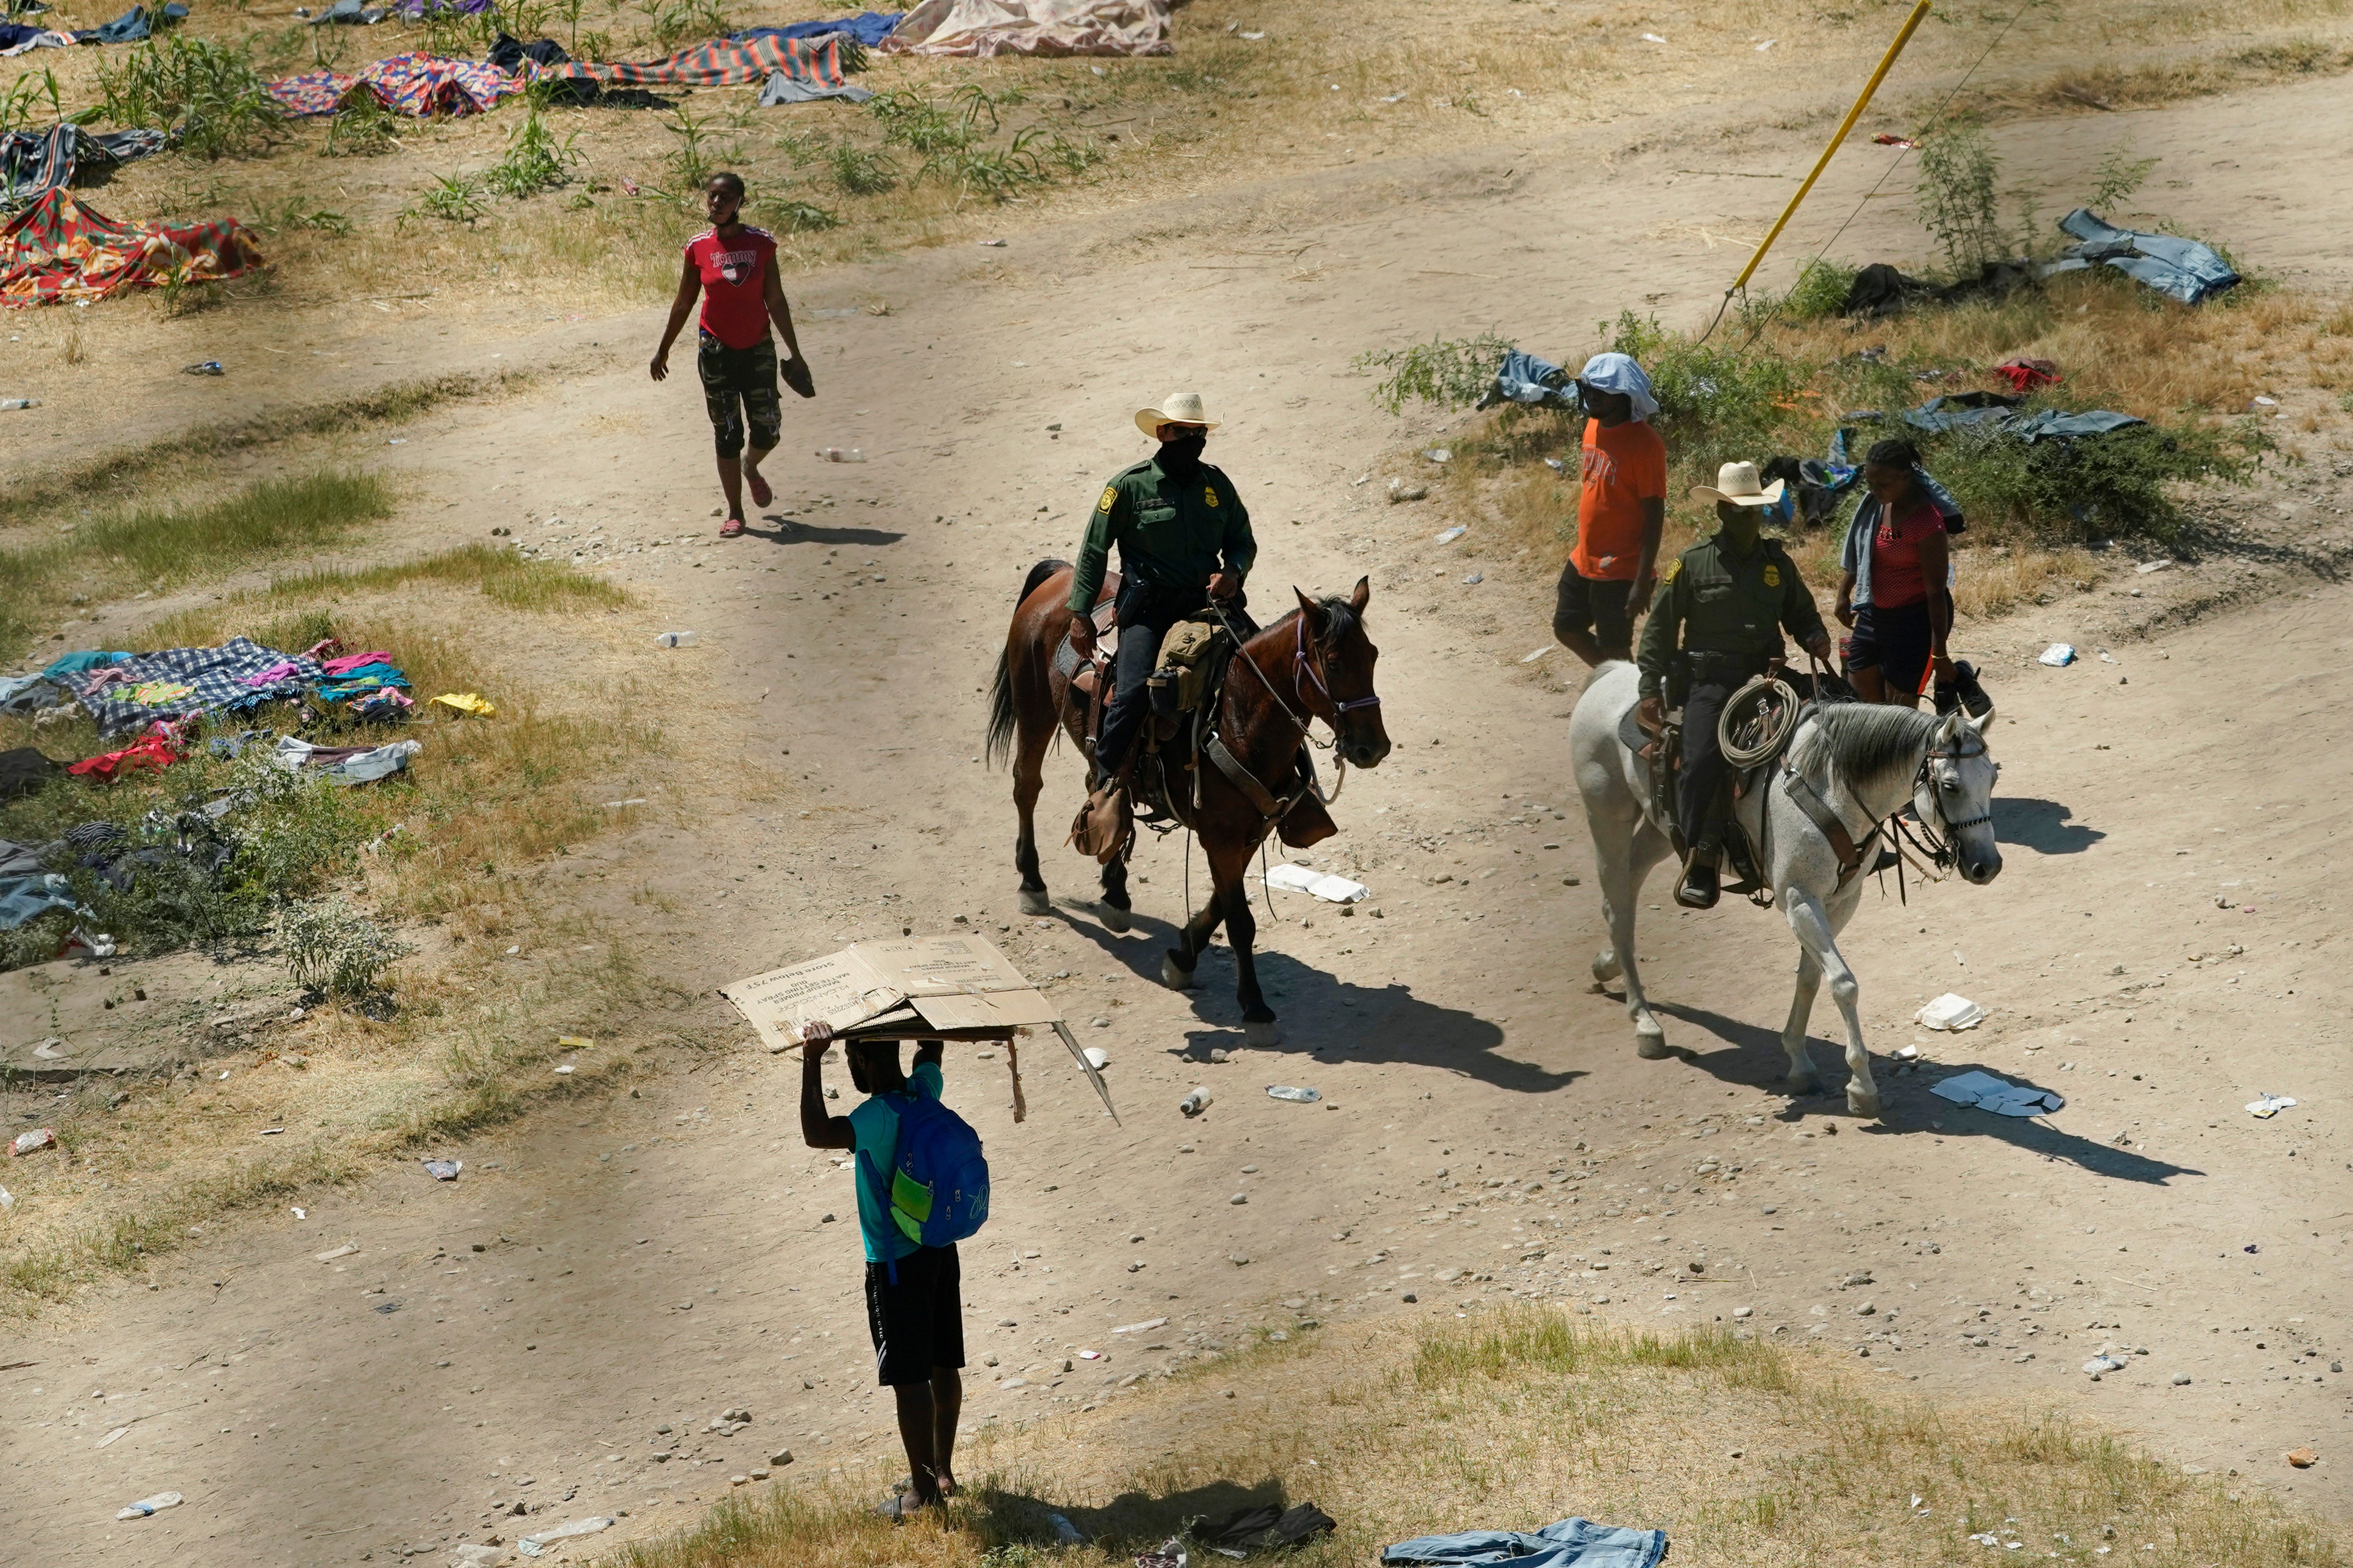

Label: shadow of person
[1995,797,2103,855]
[1043,897,1577,1097]
[1653,1001,2201,1185]
[745,516,905,547]
[972,1476,1291,1554]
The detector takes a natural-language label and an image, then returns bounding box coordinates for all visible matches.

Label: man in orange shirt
[1552,353,1667,666]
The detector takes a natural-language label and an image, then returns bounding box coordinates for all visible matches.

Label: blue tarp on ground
[735,9,900,46]
[2044,207,2240,306]
[1383,1517,1670,1568]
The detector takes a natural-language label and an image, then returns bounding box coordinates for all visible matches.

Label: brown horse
[985,561,1391,1043]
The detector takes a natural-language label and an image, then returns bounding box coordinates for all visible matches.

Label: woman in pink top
[650,172,815,537]
[1835,437,1954,705]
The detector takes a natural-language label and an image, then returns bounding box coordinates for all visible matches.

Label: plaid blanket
[77,637,323,735]
[267,51,520,118]
[548,32,844,88]
[1,189,264,308]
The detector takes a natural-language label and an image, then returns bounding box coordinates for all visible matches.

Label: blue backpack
[859,1093,988,1279]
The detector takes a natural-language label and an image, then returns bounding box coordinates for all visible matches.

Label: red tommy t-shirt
[686,226,777,350]
[1869,499,1947,608]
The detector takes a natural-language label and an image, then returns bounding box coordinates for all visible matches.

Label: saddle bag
[1149,616,1225,716]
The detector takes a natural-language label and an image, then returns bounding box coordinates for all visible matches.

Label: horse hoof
[1017,888,1051,917]
[1847,1088,1884,1121]
[1100,904,1131,934]
[1243,1019,1283,1048]
[1160,954,1197,991]
[1591,951,1623,984]
[1635,1028,1670,1060]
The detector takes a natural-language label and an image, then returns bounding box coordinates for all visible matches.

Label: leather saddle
[1616,701,1767,897]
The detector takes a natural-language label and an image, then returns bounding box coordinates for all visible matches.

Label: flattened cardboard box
[720,933,1062,1053]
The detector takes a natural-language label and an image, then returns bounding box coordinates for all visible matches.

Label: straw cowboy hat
[1133,390,1221,437]
[1689,460,1785,508]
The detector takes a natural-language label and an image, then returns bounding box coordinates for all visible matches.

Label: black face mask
[1157,432,1208,476]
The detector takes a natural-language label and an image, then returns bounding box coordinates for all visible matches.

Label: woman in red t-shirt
[1835,437,1954,705]
[650,171,815,537]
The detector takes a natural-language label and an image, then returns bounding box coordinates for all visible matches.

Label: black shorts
[864,1244,965,1387]
[1554,562,1635,654]
[1849,601,1932,696]
[696,330,782,459]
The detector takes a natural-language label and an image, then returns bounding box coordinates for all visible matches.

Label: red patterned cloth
[547,31,843,87]
[0,189,264,308]
[267,52,521,118]
[1992,357,2060,393]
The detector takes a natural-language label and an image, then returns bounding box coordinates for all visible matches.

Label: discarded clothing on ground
[758,69,871,104]
[0,869,75,929]
[319,650,394,676]
[547,32,849,89]
[1382,1517,1669,1568]
[1839,259,2034,319]
[43,650,130,678]
[0,745,62,798]
[71,2,183,43]
[0,20,69,52]
[76,637,323,734]
[881,0,1172,57]
[0,189,265,306]
[396,0,491,13]
[266,52,523,118]
[1991,356,2058,393]
[1846,391,2143,444]
[66,726,180,782]
[485,30,567,70]
[1931,1068,2064,1118]
[1,125,169,210]
[1192,1502,1337,1554]
[307,0,391,24]
[0,673,68,715]
[735,9,900,47]
[273,735,421,784]
[2042,207,2239,306]
[1478,348,1576,410]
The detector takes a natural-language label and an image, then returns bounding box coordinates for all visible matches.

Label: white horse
[1568,661,2002,1119]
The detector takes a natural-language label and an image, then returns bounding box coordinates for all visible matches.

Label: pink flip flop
[719,516,746,538]
[747,470,773,508]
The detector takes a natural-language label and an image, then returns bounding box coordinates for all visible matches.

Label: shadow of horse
[1044,897,1579,1097]
[1996,797,2104,855]
[1652,1002,2202,1185]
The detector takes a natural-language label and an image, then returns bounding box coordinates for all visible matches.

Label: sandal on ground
[719,516,746,538]
[746,469,773,508]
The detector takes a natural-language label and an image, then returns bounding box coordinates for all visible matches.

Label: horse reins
[1206,602,1377,807]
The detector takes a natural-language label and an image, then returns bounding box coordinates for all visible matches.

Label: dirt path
[7,77,2353,1565]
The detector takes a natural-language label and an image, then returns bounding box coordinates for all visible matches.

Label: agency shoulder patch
[1097,485,1119,514]
[1661,558,1681,583]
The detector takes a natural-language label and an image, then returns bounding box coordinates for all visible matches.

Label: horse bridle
[1902,730,1992,870]
[1208,603,1381,742]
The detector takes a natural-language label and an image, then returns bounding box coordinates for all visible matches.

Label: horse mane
[1786,702,1942,798]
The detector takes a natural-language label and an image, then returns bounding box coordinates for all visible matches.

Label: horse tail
[985,560,1067,768]
[985,645,1017,768]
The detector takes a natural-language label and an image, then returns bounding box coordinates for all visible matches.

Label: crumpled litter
[1915,993,1985,1031]
[429,692,497,718]
[517,1517,615,1556]
[421,1158,462,1181]
[117,1491,183,1519]
[1930,1070,2064,1118]
[2246,1094,2297,1119]
[11,1126,57,1156]
[2038,644,2076,667]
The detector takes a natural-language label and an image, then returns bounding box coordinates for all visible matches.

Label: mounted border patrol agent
[1066,391,1258,798]
[1637,460,1836,911]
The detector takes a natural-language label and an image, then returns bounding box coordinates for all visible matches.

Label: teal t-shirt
[845,1060,943,1264]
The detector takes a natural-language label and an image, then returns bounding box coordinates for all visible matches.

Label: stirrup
[1675,856,1721,911]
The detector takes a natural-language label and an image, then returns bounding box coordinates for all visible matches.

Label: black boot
[1676,848,1721,910]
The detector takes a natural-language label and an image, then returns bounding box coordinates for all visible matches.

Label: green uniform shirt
[1067,457,1256,615]
[1636,531,1829,698]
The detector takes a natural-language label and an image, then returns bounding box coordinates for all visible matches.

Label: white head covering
[1577,352,1660,424]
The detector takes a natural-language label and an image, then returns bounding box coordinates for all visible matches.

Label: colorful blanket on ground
[75,637,323,735]
[547,31,845,88]
[266,51,521,118]
[0,189,264,307]
[880,0,1170,56]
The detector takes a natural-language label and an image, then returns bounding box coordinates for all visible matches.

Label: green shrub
[1914,119,2005,276]
[95,35,284,159]
[402,171,486,226]
[485,104,582,198]
[827,141,899,195]
[278,895,414,999]
[769,198,839,233]
[1775,258,1857,323]
[1923,415,2269,544]
[1604,310,1814,473]
[1351,331,1514,415]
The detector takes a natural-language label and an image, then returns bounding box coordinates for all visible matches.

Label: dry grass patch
[598,1306,2346,1568]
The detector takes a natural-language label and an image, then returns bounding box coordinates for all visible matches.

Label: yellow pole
[1729,0,1935,294]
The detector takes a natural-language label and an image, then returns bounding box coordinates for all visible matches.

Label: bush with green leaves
[1603,310,1813,467]
[1351,331,1515,415]
[827,140,899,195]
[402,171,486,226]
[485,104,582,198]
[322,88,398,158]
[1913,119,2006,277]
[277,896,414,1000]
[95,34,284,160]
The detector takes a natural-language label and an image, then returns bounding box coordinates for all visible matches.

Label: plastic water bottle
[1178,1086,1212,1118]
[0,397,38,410]
[1266,1085,1321,1103]
[815,447,866,463]
[653,631,697,648]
